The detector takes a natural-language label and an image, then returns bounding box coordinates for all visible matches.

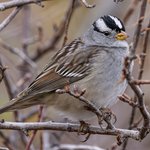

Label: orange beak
[115,31,129,41]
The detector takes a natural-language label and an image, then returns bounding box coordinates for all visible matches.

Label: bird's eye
[103,31,110,36]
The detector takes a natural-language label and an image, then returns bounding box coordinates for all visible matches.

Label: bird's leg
[78,120,91,142]
[100,108,116,129]
[78,120,90,135]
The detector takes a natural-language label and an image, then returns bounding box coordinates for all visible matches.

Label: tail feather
[0,98,19,114]
[0,96,43,114]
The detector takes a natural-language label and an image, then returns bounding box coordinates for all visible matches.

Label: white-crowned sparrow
[0,15,129,121]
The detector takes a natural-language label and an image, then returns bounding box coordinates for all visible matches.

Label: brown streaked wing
[26,43,100,96]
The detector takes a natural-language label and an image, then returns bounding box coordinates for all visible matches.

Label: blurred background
[0,0,150,149]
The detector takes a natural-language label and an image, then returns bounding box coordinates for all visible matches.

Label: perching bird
[0,15,129,121]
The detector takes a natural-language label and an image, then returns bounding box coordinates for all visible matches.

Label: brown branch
[122,1,149,149]
[0,121,140,140]
[0,131,14,150]
[0,0,51,11]
[79,0,96,8]
[25,106,43,150]
[0,39,36,68]
[56,88,114,129]
[123,56,150,138]
[0,58,16,100]
[0,7,22,32]
[118,94,138,107]
[62,0,76,47]
[123,0,139,23]
[138,19,150,80]
[0,59,7,83]
[52,144,105,150]
[130,1,147,57]
[131,80,150,85]
[31,0,79,61]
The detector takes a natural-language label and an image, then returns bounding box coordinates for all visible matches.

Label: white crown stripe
[96,19,112,32]
[109,15,122,29]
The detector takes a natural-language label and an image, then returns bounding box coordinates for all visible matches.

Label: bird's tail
[0,95,42,114]
[0,98,19,114]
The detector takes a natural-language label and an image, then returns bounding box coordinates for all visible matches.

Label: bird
[0,15,129,121]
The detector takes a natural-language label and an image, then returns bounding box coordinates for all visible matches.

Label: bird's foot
[100,108,116,129]
[78,120,91,142]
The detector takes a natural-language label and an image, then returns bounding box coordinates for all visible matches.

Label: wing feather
[23,40,101,98]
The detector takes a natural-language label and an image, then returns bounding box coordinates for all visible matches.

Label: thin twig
[56,88,114,129]
[130,0,147,57]
[118,95,138,107]
[0,39,36,68]
[79,0,96,8]
[131,79,150,85]
[0,0,51,11]
[0,7,22,32]
[0,58,15,100]
[123,0,139,23]
[0,131,14,150]
[25,106,43,150]
[31,0,79,61]
[0,58,7,83]
[138,19,150,80]
[122,0,149,149]
[62,0,76,47]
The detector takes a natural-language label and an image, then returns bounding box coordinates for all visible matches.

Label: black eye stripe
[103,31,110,36]
[93,22,111,36]
[92,22,100,32]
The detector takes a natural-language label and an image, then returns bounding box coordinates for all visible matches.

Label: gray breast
[79,47,128,108]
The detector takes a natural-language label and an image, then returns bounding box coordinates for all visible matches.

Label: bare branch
[31,0,79,61]
[131,80,150,85]
[0,0,51,11]
[122,1,149,149]
[62,0,76,47]
[56,88,115,130]
[123,0,139,23]
[0,59,7,83]
[52,144,105,150]
[138,19,150,79]
[25,106,43,150]
[0,131,15,150]
[79,0,96,8]
[0,121,140,140]
[0,39,36,68]
[0,58,15,100]
[130,0,147,56]
[118,94,138,107]
[0,7,22,32]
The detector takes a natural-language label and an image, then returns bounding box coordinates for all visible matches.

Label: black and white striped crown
[93,15,125,33]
